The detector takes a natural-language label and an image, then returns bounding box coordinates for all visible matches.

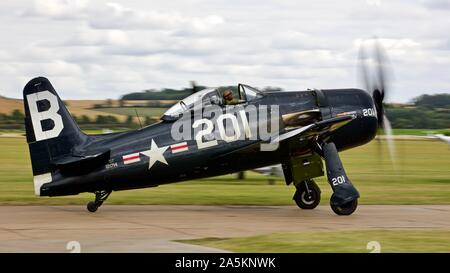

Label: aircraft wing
[215,115,354,158]
[434,134,450,145]
[271,115,354,144]
[419,134,450,145]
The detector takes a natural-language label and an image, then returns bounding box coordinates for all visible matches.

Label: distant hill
[0,97,23,115]
[0,97,126,121]
[0,92,448,130]
[0,97,152,130]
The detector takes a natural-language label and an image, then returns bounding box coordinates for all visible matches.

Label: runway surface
[0,205,449,252]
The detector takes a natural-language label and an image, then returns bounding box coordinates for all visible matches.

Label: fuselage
[40,88,377,196]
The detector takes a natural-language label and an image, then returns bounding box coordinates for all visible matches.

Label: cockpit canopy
[161,84,263,121]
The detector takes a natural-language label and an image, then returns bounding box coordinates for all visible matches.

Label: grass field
[387,128,450,136]
[180,229,450,252]
[0,136,448,205]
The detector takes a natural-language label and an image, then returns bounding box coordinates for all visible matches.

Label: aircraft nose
[321,88,378,151]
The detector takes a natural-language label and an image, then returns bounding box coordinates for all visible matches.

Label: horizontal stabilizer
[51,150,110,174]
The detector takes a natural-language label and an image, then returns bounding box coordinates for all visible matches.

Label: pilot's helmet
[223,89,233,100]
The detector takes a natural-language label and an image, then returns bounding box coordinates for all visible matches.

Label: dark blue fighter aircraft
[24,43,390,215]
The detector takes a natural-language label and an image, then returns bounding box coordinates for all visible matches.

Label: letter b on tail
[26,91,64,141]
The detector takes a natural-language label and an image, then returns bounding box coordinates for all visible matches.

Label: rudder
[23,77,87,195]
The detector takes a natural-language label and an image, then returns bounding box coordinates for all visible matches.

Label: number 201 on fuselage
[191,109,254,150]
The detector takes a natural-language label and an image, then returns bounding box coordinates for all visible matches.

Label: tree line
[386,93,449,129]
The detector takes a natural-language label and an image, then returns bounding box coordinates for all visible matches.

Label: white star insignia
[140,139,169,169]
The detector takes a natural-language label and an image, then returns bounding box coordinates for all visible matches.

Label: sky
[0,0,449,102]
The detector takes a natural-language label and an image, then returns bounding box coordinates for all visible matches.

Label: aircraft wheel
[293,180,321,209]
[330,198,358,216]
[87,201,98,213]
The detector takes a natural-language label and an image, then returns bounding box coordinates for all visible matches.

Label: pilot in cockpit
[222,89,243,105]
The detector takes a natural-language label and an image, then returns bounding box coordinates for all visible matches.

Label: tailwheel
[87,201,98,212]
[86,190,111,213]
[293,180,321,209]
[330,197,358,216]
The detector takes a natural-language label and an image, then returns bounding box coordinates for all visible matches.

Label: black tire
[330,198,358,215]
[87,201,98,213]
[293,181,321,209]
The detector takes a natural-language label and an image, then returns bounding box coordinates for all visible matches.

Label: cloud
[0,0,448,102]
[23,0,88,19]
[63,29,129,46]
[24,0,225,34]
[421,0,450,10]
[270,31,333,50]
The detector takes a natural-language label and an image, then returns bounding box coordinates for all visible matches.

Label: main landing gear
[291,142,359,215]
[87,190,111,212]
[293,179,321,209]
[322,142,359,215]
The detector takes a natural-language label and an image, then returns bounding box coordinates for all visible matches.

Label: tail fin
[23,77,87,194]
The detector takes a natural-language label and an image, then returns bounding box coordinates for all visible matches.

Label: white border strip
[33,173,52,196]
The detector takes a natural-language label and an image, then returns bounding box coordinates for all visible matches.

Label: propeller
[358,38,396,165]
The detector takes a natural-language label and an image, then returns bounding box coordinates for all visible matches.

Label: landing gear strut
[322,142,359,215]
[293,179,321,209]
[87,190,111,213]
